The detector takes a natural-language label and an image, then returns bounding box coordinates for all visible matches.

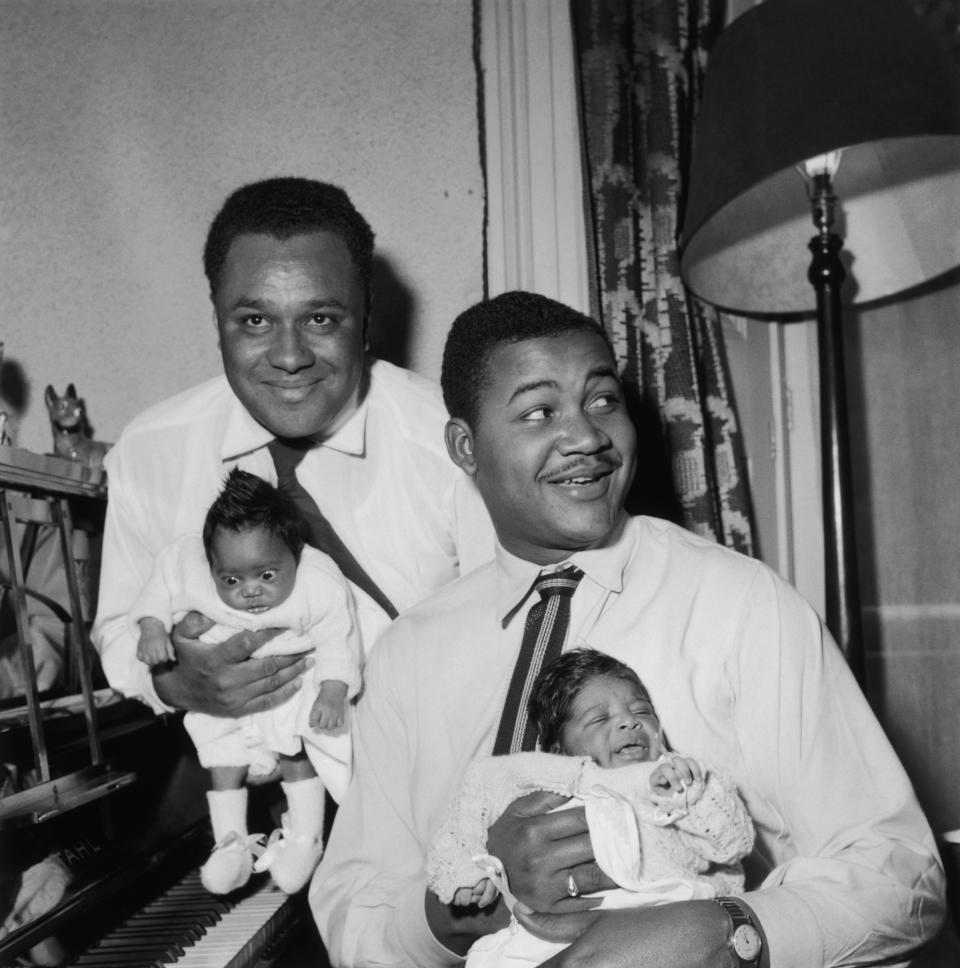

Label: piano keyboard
[71,870,295,967]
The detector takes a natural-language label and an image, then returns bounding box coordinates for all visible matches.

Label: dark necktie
[267,437,398,620]
[493,567,584,755]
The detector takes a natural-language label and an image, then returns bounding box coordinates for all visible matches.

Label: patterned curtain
[571,0,755,554]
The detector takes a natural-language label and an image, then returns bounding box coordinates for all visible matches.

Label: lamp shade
[679,0,960,315]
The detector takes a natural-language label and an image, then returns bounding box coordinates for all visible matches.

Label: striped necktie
[493,567,584,755]
[267,437,398,620]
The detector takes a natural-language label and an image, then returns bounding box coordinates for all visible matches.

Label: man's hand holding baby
[153,612,304,716]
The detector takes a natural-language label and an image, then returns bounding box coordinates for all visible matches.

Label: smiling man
[313,291,944,968]
[92,177,493,718]
[442,309,632,565]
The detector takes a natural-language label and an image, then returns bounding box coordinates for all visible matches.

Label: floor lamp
[679,0,960,682]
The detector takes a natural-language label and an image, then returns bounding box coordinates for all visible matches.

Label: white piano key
[173,881,291,968]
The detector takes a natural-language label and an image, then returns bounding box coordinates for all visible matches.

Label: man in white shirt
[92,177,493,716]
[313,290,945,968]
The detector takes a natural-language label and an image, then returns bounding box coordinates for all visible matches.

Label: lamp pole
[806,172,865,684]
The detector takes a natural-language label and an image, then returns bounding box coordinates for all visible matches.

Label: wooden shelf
[0,445,106,497]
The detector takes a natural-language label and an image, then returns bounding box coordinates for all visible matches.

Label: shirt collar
[495,512,632,626]
[219,383,370,462]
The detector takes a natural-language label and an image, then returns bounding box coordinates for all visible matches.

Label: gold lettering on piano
[58,837,102,867]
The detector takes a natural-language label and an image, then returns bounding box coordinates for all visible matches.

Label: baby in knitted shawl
[426,648,755,968]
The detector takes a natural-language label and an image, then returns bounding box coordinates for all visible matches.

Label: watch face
[732,924,763,962]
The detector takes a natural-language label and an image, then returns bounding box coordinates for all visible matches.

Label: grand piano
[0,447,328,968]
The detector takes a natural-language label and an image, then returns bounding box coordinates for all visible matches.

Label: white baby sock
[201,787,255,895]
[282,777,325,839]
[207,787,249,842]
[264,777,326,893]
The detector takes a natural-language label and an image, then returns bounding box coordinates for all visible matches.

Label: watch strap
[714,896,762,967]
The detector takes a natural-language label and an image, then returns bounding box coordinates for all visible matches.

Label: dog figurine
[44,384,111,469]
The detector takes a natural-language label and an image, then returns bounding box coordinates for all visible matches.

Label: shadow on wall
[368,255,415,369]
[0,356,30,447]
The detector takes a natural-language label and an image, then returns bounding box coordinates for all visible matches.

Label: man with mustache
[313,291,944,968]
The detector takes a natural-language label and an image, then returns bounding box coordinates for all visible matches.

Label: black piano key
[73,950,171,968]
[143,886,229,905]
[140,894,231,917]
[80,939,185,956]
[111,912,216,927]
[109,922,207,940]
[100,926,205,944]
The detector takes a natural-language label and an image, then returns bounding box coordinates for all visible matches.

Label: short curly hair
[202,177,375,301]
[440,291,614,427]
[202,468,308,565]
[528,647,653,752]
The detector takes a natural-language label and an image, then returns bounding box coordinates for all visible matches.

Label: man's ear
[445,418,477,476]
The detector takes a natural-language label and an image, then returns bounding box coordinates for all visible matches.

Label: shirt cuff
[742,887,824,968]
[394,880,465,968]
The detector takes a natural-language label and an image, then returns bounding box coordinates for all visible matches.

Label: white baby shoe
[254,816,324,894]
[200,831,263,894]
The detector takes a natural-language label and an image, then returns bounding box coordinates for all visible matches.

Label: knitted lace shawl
[427,752,755,904]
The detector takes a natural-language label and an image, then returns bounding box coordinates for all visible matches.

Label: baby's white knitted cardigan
[427,752,754,904]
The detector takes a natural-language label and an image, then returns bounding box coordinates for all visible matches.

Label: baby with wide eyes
[130,468,362,898]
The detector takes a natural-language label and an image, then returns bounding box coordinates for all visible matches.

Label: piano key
[73,949,180,967]
[173,885,290,968]
[70,864,297,968]
[109,922,208,938]
[123,912,216,925]
[98,928,200,945]
[78,947,183,962]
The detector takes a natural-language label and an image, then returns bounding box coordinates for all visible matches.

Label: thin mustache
[541,454,623,481]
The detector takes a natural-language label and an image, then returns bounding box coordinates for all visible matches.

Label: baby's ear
[548,741,563,755]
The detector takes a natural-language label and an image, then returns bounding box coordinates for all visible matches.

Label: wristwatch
[714,897,763,967]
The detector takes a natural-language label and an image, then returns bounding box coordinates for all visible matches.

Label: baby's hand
[452,878,499,908]
[136,631,175,667]
[650,755,703,794]
[310,679,348,731]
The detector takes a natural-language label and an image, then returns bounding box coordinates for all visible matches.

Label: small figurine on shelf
[44,384,111,470]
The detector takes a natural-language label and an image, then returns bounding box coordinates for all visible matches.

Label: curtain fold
[571,0,755,554]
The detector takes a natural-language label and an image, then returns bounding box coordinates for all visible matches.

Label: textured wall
[849,280,960,833]
[0,0,483,453]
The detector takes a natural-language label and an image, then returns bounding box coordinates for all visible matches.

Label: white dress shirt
[312,513,944,968]
[92,358,494,712]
